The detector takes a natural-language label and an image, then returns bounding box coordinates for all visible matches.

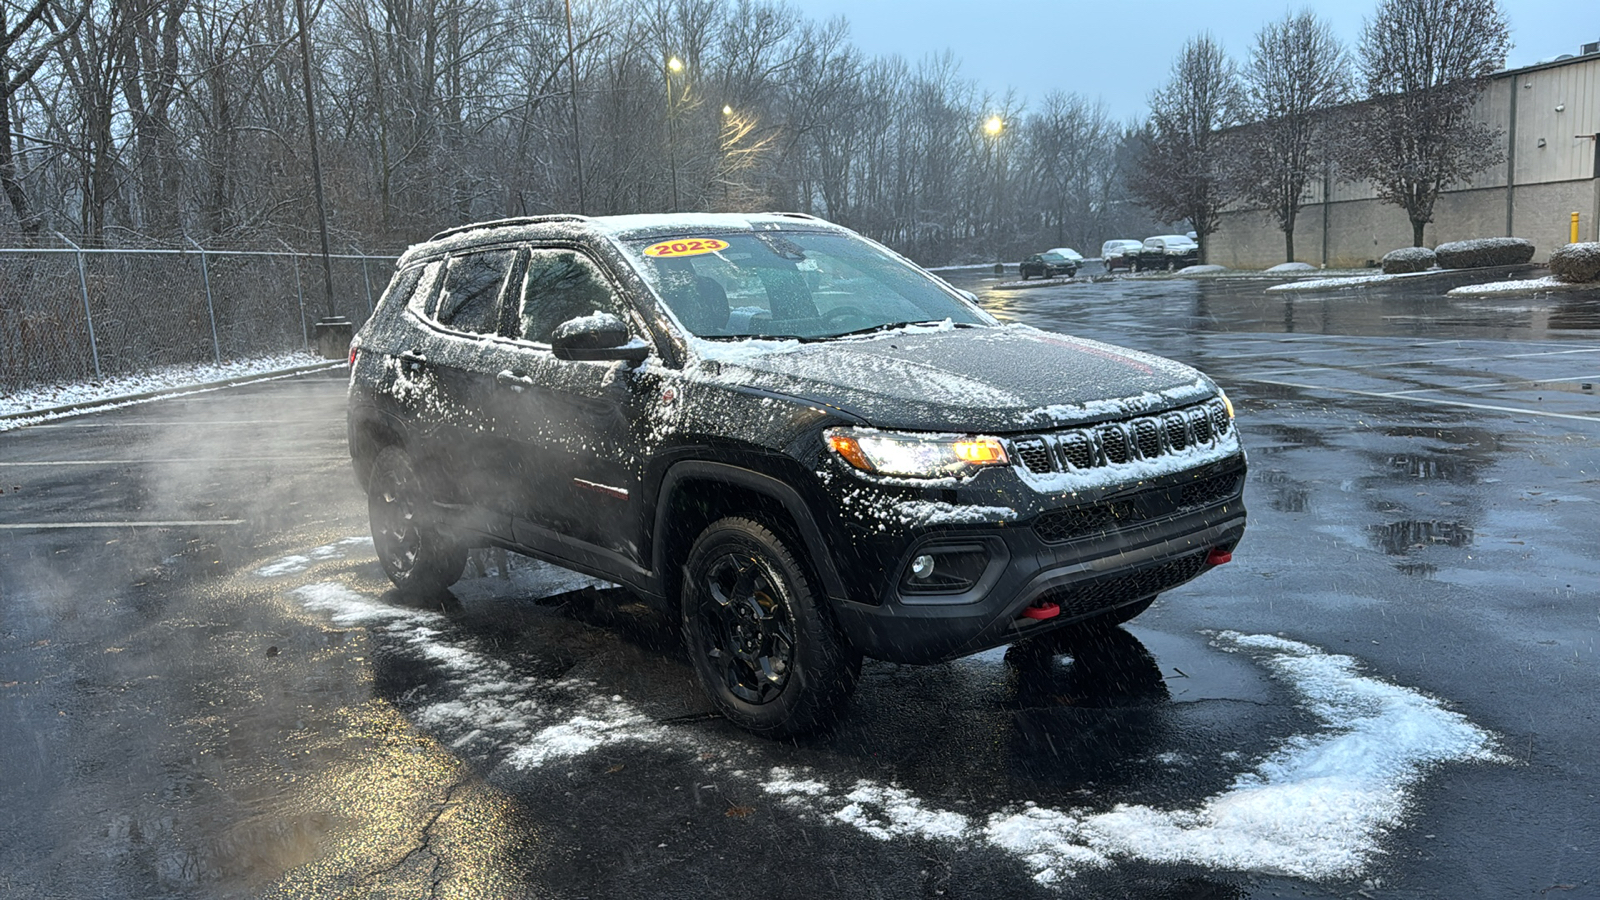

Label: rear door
[408,247,522,540]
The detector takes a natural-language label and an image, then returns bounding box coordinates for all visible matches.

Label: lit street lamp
[984,115,1004,136]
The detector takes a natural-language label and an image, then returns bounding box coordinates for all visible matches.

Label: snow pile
[1381,246,1435,274]
[1434,237,1535,270]
[1265,262,1316,273]
[1549,242,1600,283]
[0,351,328,431]
[1176,265,1228,276]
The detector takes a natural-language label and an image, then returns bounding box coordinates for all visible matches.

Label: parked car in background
[1100,240,1143,272]
[1019,248,1082,280]
[348,211,1246,737]
[1136,235,1200,271]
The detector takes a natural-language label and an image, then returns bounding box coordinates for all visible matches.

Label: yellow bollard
[1573,212,1582,244]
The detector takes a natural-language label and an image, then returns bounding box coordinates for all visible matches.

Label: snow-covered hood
[692,325,1216,433]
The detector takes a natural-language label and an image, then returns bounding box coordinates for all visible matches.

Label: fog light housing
[900,544,991,594]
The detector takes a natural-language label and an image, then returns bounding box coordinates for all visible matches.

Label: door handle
[496,370,537,392]
[397,350,428,372]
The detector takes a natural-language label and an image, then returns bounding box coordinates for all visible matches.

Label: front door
[482,247,655,569]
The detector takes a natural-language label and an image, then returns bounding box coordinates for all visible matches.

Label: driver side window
[518,250,630,343]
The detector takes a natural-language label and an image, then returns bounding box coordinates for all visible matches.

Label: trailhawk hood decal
[694,325,1214,432]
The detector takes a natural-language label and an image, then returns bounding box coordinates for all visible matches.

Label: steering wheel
[821,305,873,330]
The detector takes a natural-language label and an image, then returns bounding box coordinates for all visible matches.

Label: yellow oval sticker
[642,237,729,258]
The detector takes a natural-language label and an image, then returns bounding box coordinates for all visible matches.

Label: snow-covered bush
[1433,237,1535,269]
[1549,242,1600,283]
[1381,246,1435,274]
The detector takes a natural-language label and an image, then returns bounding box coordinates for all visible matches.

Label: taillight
[348,342,359,367]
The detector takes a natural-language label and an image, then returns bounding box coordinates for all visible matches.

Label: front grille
[1011,398,1232,476]
[1043,551,1211,620]
[1179,471,1242,509]
[1031,467,1243,544]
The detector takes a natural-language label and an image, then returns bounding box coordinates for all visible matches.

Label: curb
[0,361,344,423]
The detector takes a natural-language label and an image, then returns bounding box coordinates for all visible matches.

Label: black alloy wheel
[682,517,860,737]
[367,446,466,595]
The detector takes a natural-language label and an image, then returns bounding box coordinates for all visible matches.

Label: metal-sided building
[1209,46,1600,269]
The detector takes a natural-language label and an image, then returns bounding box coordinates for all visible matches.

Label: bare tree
[1,0,84,240]
[1345,0,1509,247]
[1237,10,1348,263]
[1131,34,1241,263]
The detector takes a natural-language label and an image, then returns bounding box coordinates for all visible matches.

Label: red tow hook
[1020,601,1060,621]
[1206,548,1234,566]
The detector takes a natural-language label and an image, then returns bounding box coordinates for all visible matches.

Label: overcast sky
[795,0,1591,121]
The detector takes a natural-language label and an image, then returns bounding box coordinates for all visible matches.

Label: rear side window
[435,250,516,334]
[402,261,445,315]
[517,250,629,344]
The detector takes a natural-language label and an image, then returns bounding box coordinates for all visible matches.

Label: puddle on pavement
[1371,520,1475,555]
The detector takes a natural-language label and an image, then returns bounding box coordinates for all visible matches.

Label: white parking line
[1242,347,1600,377]
[1237,376,1600,423]
[0,520,247,529]
[21,420,341,429]
[0,457,345,466]
[1383,374,1600,396]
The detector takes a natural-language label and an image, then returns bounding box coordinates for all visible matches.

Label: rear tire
[367,446,466,596]
[681,517,860,737]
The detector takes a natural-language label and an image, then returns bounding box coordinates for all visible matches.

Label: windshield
[619,230,989,339]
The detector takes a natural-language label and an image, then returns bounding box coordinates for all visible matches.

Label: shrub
[1433,237,1536,269]
[1382,246,1435,274]
[1549,242,1600,284]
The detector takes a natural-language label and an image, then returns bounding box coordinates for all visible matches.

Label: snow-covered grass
[0,351,331,431]
[1266,268,1452,293]
[1266,262,1317,273]
[1445,275,1598,298]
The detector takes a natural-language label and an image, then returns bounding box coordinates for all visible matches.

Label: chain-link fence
[0,243,399,391]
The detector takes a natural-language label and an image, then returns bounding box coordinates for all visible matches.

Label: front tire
[681,517,860,737]
[367,446,466,596]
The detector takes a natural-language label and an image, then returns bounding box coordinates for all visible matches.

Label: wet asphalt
[2,267,1598,899]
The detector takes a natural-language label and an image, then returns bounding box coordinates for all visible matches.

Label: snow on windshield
[616,229,988,341]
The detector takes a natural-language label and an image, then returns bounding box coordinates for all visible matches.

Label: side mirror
[550,312,650,363]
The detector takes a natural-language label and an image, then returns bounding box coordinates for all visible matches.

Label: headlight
[1218,389,1235,419]
[825,428,1009,478]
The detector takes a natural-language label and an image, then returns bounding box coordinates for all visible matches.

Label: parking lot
[2,271,1597,899]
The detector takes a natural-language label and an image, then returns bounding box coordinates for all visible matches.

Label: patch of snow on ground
[763,630,1501,884]
[1266,262,1316,273]
[1266,269,1445,293]
[256,536,373,577]
[285,561,1503,886]
[1,351,327,431]
[1446,275,1589,297]
[290,579,665,767]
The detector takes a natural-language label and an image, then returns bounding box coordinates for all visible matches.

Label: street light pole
[665,56,682,212]
[294,0,351,359]
[564,0,585,214]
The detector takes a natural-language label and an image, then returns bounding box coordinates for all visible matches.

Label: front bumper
[828,458,1247,664]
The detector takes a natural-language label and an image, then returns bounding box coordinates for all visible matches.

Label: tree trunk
[1285,228,1294,263]
[1412,218,1426,247]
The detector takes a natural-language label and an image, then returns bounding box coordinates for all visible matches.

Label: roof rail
[428,214,589,242]
[767,211,824,222]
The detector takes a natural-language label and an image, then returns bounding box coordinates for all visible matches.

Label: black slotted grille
[1041,551,1211,620]
[1015,439,1053,474]
[1100,425,1131,464]
[1133,420,1161,458]
[1005,399,1234,476]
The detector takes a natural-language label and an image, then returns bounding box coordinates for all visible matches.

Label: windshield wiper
[823,320,977,340]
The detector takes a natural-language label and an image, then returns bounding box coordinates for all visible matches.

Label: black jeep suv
[348,212,1246,737]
